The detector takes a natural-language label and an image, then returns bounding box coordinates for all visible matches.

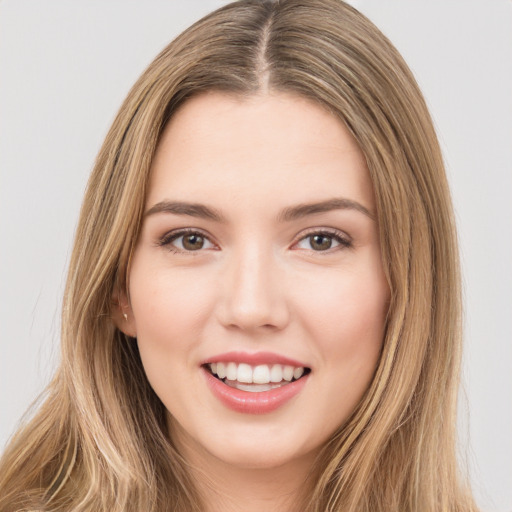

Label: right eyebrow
[144,200,226,222]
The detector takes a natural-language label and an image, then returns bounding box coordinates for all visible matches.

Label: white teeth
[270,364,283,382]
[237,363,253,383]
[253,365,270,384]
[226,362,237,381]
[216,362,226,379]
[283,365,294,382]
[293,367,304,380]
[208,362,307,386]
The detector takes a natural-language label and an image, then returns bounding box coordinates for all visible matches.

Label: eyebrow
[144,197,374,222]
[145,201,226,222]
[277,198,374,222]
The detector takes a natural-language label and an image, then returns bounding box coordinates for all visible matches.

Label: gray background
[1,1,511,510]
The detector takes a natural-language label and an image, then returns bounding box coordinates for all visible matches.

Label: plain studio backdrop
[1,1,511,510]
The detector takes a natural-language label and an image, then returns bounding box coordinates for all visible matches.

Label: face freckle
[123,91,389,473]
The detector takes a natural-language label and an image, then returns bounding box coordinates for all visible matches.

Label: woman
[0,0,479,510]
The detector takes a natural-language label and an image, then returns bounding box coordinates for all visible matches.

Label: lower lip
[202,367,309,414]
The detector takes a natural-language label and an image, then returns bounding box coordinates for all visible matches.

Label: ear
[112,289,137,338]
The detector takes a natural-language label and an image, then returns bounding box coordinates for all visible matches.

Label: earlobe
[112,290,137,338]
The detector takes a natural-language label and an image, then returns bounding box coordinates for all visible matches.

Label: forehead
[146,91,374,213]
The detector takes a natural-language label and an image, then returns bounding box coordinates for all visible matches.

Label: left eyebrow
[277,197,375,222]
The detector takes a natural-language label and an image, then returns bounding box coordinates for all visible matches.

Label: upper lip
[200,351,309,368]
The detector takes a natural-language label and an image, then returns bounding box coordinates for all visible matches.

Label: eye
[294,230,352,252]
[159,229,216,253]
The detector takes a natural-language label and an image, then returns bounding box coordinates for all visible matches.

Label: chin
[171,414,322,473]
[215,442,302,470]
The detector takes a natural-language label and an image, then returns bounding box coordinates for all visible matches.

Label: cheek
[127,262,219,412]
[300,265,387,337]
[128,262,216,362]
[296,258,388,375]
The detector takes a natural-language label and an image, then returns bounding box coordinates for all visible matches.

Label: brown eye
[309,234,333,251]
[294,230,352,252]
[160,230,215,252]
[182,233,205,250]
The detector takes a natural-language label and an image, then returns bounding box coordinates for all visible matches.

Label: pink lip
[202,367,309,414]
[201,351,308,368]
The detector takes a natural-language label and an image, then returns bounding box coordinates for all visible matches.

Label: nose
[216,243,290,332]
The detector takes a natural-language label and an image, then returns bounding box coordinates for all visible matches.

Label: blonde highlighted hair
[0,1,478,510]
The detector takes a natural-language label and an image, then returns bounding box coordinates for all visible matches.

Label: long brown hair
[0,1,478,510]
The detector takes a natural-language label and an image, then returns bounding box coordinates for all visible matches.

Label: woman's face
[123,92,389,471]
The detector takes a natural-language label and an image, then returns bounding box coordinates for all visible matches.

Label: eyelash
[157,228,352,254]
[157,228,215,254]
[293,229,352,252]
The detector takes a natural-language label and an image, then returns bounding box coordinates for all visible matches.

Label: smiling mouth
[204,362,311,393]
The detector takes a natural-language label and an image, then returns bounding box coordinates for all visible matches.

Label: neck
[197,463,312,512]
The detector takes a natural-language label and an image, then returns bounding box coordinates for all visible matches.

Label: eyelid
[157,228,218,252]
[291,227,352,251]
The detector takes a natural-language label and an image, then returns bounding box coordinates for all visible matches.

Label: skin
[118,91,389,511]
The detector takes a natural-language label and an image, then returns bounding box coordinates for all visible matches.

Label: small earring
[123,313,128,321]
